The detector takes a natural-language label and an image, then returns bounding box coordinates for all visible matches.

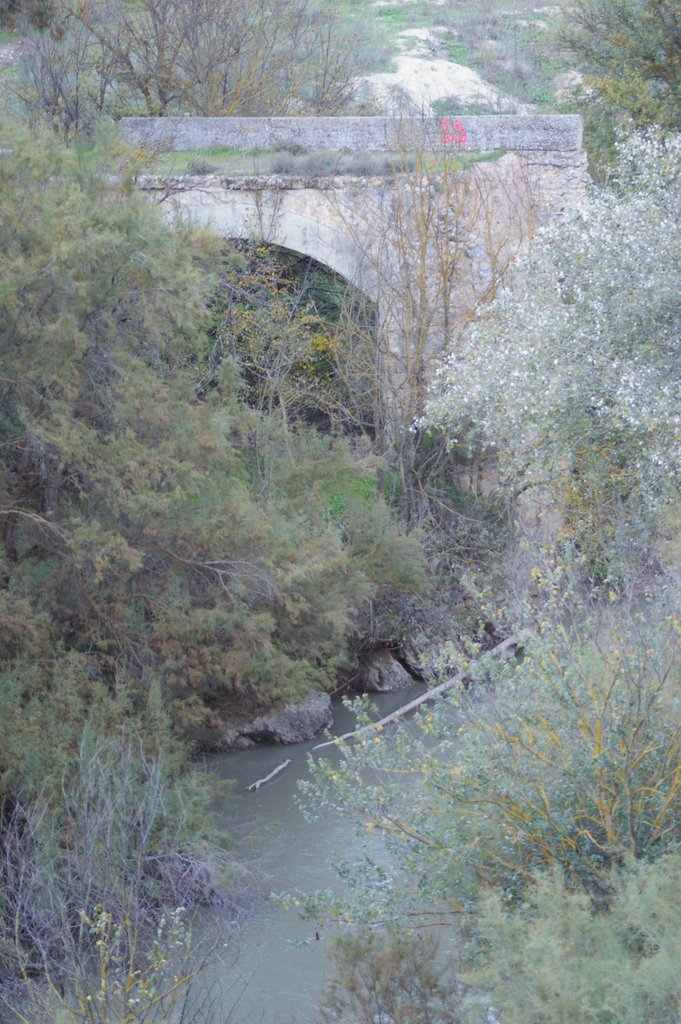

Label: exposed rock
[357,648,415,692]
[552,69,583,101]
[396,27,448,59]
[237,691,333,745]
[218,727,255,751]
[396,640,428,680]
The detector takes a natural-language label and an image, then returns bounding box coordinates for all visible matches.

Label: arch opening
[211,239,380,438]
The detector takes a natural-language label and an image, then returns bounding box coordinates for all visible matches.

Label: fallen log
[247,758,292,792]
[311,632,527,752]
[246,632,529,790]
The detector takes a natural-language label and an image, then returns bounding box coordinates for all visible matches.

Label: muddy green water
[208,685,426,1023]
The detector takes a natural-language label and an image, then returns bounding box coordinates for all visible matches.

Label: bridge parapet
[121,114,583,155]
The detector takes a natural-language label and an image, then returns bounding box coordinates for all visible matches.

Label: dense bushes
[0,738,234,1022]
[302,597,681,917]
[303,128,681,1024]
[0,122,425,781]
[558,0,681,130]
[0,738,220,975]
[471,855,681,1024]
[321,930,462,1024]
[8,0,369,134]
[0,117,428,1013]
[426,132,681,585]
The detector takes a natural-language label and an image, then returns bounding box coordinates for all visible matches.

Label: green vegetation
[0,738,226,1018]
[301,595,681,912]
[321,930,462,1023]
[46,139,502,179]
[297,77,681,1024]
[0,122,425,759]
[1,0,681,1019]
[370,3,414,41]
[171,147,411,178]
[211,241,378,434]
[18,904,207,1024]
[428,131,681,586]
[438,4,560,111]
[471,855,681,1024]
[0,119,426,1011]
[558,0,681,130]
[0,0,53,28]
[6,0,372,132]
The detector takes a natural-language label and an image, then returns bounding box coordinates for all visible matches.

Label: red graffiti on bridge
[440,117,468,146]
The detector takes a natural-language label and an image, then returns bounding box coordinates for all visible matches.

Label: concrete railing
[120,114,583,154]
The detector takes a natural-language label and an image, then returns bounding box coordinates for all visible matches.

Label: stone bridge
[125,116,588,393]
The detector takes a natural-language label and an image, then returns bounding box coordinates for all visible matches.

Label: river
[207,684,427,1024]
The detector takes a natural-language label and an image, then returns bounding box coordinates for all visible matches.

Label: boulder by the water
[356,648,415,692]
[235,691,333,745]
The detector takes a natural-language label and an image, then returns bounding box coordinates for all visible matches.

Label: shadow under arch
[212,236,380,434]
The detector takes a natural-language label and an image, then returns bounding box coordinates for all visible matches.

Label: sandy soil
[359,55,530,113]
[356,25,531,114]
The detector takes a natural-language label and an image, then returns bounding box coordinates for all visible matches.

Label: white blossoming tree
[426,133,681,581]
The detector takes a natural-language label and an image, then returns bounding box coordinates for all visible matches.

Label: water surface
[208,686,426,1023]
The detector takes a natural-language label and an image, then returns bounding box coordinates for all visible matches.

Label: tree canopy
[559,0,681,129]
[9,0,367,134]
[425,132,681,583]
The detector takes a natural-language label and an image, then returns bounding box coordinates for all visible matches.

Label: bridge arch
[140,176,382,305]
[136,133,588,383]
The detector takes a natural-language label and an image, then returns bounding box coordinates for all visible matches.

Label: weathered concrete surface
[121,114,583,155]
[136,146,587,334]
[519,148,590,223]
[136,173,374,294]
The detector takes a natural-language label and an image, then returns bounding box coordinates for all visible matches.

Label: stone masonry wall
[120,114,583,155]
